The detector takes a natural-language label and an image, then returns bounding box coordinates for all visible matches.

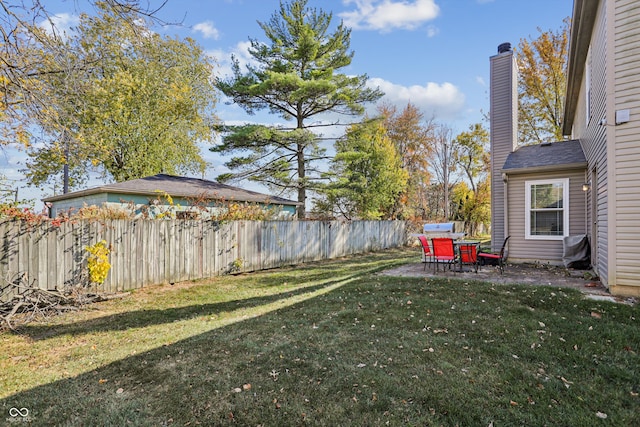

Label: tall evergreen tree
[214,0,383,218]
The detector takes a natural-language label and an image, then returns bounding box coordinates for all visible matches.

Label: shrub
[85,240,111,284]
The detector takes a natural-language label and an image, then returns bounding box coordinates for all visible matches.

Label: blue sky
[2,0,573,206]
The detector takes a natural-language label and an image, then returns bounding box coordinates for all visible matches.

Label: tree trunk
[297,147,305,219]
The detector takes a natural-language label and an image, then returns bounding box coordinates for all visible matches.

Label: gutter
[502,161,588,175]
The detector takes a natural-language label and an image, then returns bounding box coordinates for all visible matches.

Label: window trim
[525,178,570,241]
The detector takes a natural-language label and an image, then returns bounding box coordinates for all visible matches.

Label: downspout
[584,170,589,235]
[502,172,509,247]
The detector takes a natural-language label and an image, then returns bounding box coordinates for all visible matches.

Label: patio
[378,259,635,304]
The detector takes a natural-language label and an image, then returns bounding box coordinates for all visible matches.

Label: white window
[525,179,569,240]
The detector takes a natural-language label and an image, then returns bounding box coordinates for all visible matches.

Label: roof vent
[497,42,511,54]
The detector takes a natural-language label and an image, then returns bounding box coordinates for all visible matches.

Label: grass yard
[1,248,639,426]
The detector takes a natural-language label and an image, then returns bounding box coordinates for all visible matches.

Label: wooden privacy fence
[0,219,407,300]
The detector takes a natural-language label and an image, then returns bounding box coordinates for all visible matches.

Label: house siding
[49,194,109,217]
[506,170,587,264]
[589,1,610,287]
[612,0,640,291]
[489,49,518,252]
[566,0,640,295]
[570,0,610,286]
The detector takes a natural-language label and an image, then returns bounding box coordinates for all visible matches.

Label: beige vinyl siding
[588,1,610,284]
[570,0,610,285]
[489,51,517,252]
[612,0,640,291]
[505,170,587,264]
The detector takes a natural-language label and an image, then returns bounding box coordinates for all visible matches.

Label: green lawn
[1,248,638,426]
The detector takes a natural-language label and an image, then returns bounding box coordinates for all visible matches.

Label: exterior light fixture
[582,183,590,192]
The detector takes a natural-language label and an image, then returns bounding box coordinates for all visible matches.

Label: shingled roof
[502,139,587,173]
[43,174,301,206]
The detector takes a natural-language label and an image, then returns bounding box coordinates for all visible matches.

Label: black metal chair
[478,236,510,274]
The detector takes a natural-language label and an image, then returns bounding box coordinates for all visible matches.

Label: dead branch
[0,283,124,331]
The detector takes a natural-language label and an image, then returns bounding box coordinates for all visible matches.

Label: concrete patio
[379,260,637,305]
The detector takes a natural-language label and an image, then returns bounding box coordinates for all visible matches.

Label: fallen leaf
[98,378,108,384]
[116,388,124,394]
[232,387,242,393]
[510,400,518,406]
[595,411,607,419]
[560,377,573,388]
[242,383,251,391]
[591,311,602,319]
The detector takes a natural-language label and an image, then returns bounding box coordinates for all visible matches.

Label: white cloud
[339,0,440,32]
[209,40,257,79]
[39,13,79,38]
[475,76,486,86]
[367,77,465,120]
[193,21,220,40]
[426,25,439,37]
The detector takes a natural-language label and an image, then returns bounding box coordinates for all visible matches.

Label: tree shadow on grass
[1,313,278,425]
[0,280,361,426]
[16,277,348,341]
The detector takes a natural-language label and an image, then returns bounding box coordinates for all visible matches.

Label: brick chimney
[489,42,518,252]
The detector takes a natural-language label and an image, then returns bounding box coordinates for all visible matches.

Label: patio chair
[478,236,510,274]
[417,235,433,270]
[431,238,457,273]
[458,243,479,273]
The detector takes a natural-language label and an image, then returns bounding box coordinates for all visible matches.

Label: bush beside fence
[0,220,407,301]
